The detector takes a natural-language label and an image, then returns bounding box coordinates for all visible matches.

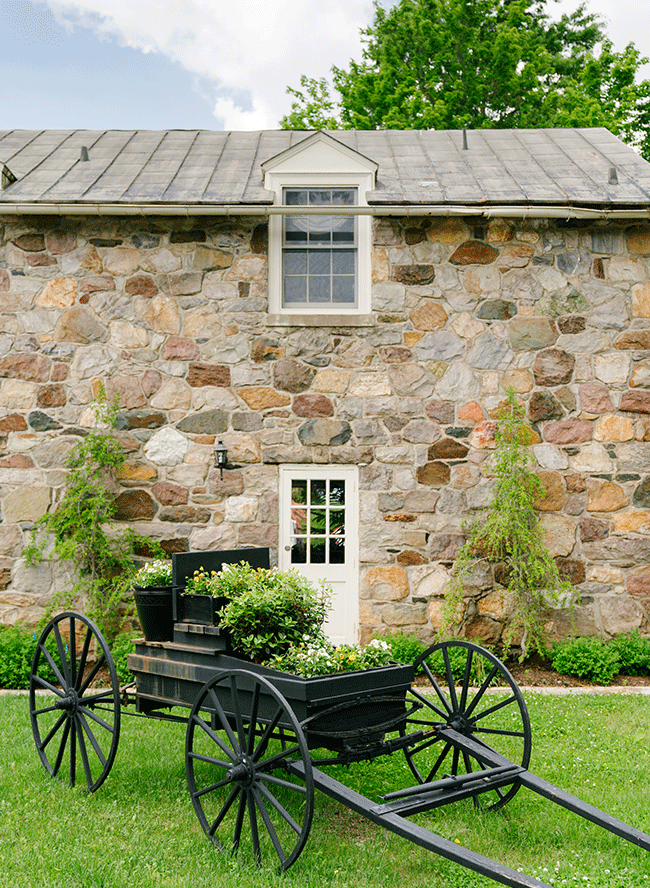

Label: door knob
[284,545,291,551]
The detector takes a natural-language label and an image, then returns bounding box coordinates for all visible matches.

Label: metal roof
[0,127,649,209]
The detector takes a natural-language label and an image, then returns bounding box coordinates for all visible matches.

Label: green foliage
[281,0,650,159]
[109,632,137,685]
[444,389,573,660]
[217,565,331,663]
[425,642,495,685]
[375,631,427,674]
[0,622,37,689]
[610,629,650,675]
[268,637,393,676]
[133,559,173,589]
[0,622,64,689]
[23,391,163,643]
[550,636,621,685]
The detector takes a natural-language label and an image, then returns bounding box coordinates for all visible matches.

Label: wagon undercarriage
[28,611,650,888]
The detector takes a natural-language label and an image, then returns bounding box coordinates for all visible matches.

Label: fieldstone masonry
[1,212,650,647]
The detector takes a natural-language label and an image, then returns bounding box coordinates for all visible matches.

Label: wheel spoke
[421,662,453,715]
[229,674,247,750]
[31,674,65,697]
[408,686,448,720]
[256,745,301,773]
[193,776,233,799]
[75,718,94,789]
[78,653,106,696]
[459,648,473,711]
[53,623,71,687]
[75,627,93,692]
[78,705,115,734]
[192,711,237,762]
[69,617,77,688]
[208,786,239,837]
[78,689,117,707]
[425,741,452,783]
[39,713,67,752]
[252,705,284,762]
[474,726,527,738]
[464,664,500,718]
[247,789,261,863]
[253,787,288,863]
[232,789,247,850]
[258,782,304,832]
[208,688,240,753]
[38,644,67,690]
[247,684,261,756]
[442,647,458,711]
[472,694,517,722]
[188,751,232,769]
[69,720,77,787]
[78,712,108,768]
[52,718,71,777]
[259,772,308,795]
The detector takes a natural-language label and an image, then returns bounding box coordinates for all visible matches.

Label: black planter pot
[134,586,174,642]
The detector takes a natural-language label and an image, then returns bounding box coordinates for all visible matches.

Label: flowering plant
[133,559,172,588]
[266,637,393,677]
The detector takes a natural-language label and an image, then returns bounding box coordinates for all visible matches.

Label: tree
[280,0,650,159]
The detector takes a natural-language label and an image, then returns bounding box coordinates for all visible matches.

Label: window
[262,131,377,320]
[283,188,357,308]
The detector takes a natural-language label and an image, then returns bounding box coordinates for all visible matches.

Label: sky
[0,0,648,132]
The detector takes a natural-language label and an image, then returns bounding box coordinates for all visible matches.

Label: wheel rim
[403,640,531,811]
[29,612,121,793]
[186,670,314,871]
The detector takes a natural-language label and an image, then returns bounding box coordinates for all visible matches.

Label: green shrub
[0,622,38,689]
[110,632,137,685]
[217,564,330,662]
[610,630,650,676]
[550,636,621,685]
[425,642,495,685]
[377,631,427,674]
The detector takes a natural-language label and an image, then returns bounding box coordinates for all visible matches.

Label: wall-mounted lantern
[214,440,228,480]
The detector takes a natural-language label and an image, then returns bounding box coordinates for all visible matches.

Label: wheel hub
[54,688,79,716]
[227,755,256,787]
[449,711,473,734]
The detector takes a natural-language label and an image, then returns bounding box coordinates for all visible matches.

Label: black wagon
[28,549,650,888]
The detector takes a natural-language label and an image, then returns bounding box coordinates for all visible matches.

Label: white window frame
[263,134,376,318]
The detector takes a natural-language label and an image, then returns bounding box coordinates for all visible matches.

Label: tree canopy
[280,0,650,159]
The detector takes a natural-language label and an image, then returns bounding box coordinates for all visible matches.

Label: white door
[279,466,358,645]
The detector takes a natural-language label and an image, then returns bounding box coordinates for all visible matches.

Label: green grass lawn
[1,692,650,888]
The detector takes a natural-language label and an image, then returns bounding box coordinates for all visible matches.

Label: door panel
[279,466,358,645]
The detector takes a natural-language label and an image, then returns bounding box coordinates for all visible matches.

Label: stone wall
[0,212,649,645]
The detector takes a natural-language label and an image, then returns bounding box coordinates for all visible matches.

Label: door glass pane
[292,480,307,505]
[330,509,345,535]
[310,509,326,535]
[311,480,326,505]
[330,481,345,505]
[329,539,345,564]
[291,541,306,564]
[310,539,326,563]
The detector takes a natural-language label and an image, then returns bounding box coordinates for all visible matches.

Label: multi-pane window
[283,188,356,308]
[289,478,346,566]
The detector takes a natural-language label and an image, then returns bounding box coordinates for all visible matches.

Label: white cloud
[41,0,375,128]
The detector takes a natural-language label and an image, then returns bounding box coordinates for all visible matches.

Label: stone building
[1,126,650,646]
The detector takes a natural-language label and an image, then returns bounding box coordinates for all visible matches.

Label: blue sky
[0,0,648,132]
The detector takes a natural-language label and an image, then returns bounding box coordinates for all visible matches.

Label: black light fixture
[214,440,228,480]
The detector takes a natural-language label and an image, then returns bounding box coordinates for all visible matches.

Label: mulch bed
[506,652,650,688]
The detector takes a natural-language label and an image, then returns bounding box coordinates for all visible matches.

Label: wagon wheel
[29,611,121,793]
[186,669,314,871]
[403,640,531,811]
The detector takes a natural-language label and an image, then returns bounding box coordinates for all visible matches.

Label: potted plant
[133,560,174,642]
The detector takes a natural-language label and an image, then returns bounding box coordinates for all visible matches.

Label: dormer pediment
[261,131,378,182]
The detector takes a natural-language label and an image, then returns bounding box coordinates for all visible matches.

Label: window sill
[266,313,376,328]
